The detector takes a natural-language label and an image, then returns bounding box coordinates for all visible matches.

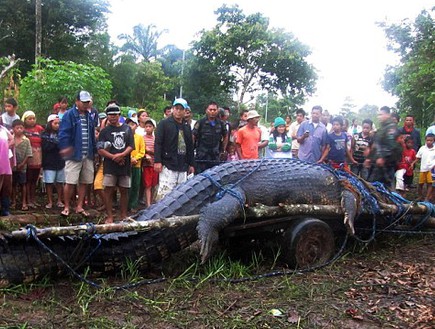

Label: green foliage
[0,0,111,75]
[191,4,317,110]
[19,58,112,120]
[118,24,167,62]
[380,8,435,127]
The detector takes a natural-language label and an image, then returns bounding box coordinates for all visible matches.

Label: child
[22,111,44,208]
[93,127,105,210]
[395,136,416,197]
[319,116,357,170]
[41,114,65,209]
[2,98,20,130]
[350,119,373,179]
[127,117,145,211]
[12,120,32,210]
[412,133,435,201]
[0,124,13,216]
[226,142,239,161]
[266,117,292,158]
[142,119,158,207]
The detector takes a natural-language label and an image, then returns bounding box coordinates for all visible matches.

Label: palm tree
[118,24,167,62]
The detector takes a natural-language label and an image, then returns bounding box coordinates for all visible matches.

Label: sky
[107,0,433,114]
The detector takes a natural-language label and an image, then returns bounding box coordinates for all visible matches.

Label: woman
[266,117,292,159]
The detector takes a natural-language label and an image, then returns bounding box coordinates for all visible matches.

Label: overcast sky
[107,0,433,114]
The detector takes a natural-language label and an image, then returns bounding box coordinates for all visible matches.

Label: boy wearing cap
[154,98,195,200]
[59,90,98,217]
[126,117,145,211]
[97,104,135,223]
[236,110,267,159]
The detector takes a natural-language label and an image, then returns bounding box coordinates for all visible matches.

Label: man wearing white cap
[58,90,98,217]
[236,110,267,159]
[154,98,195,200]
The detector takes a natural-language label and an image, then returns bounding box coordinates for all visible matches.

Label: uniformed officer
[192,101,228,174]
[365,106,402,188]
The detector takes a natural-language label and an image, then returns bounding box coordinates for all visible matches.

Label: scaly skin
[0,159,357,286]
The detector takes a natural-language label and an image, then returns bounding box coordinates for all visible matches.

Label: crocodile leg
[197,187,246,263]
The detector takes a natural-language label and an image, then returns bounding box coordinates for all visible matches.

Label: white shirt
[416,145,435,172]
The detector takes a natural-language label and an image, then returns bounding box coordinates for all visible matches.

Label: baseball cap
[77,90,92,102]
[126,117,138,125]
[172,98,188,109]
[105,104,121,115]
[144,118,156,127]
[47,114,59,123]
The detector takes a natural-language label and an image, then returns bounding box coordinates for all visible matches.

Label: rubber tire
[280,218,335,269]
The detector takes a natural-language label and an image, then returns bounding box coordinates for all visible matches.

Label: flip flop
[76,209,90,218]
[61,209,70,217]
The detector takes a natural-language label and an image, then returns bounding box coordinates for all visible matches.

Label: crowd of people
[0,93,434,222]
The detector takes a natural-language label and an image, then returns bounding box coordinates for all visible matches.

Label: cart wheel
[280,218,335,269]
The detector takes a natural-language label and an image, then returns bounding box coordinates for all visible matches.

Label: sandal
[21,205,29,211]
[56,202,65,208]
[61,209,70,217]
[45,203,53,209]
[76,209,90,218]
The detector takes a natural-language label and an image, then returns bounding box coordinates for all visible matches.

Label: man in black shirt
[154,98,195,200]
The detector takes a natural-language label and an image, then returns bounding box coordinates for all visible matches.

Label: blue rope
[201,158,267,211]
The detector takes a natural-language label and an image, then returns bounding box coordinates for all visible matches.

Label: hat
[98,112,107,120]
[144,118,156,127]
[21,111,36,122]
[246,110,261,120]
[172,98,188,109]
[274,117,286,127]
[127,109,137,118]
[47,114,59,123]
[105,104,121,115]
[53,103,61,111]
[126,117,138,125]
[77,90,92,102]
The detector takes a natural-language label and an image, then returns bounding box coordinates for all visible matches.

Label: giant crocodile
[0,158,364,285]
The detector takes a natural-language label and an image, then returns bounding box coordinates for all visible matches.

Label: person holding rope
[192,101,228,174]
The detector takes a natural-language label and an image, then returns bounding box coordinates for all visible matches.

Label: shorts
[12,171,26,186]
[43,169,65,184]
[26,167,41,185]
[65,158,94,185]
[156,166,187,201]
[395,169,406,191]
[93,164,104,190]
[142,166,159,188]
[418,171,433,184]
[103,174,131,188]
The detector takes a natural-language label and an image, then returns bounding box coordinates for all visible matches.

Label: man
[193,101,228,173]
[163,106,172,118]
[365,106,401,188]
[321,109,332,132]
[289,108,306,158]
[236,110,267,159]
[184,105,196,130]
[154,98,195,200]
[399,114,421,153]
[97,104,135,223]
[297,105,327,163]
[58,91,98,217]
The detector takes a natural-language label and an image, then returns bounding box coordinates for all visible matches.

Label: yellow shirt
[131,132,146,168]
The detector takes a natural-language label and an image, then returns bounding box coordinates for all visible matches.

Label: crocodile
[0,158,359,286]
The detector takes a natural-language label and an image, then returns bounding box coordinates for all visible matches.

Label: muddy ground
[0,225,433,328]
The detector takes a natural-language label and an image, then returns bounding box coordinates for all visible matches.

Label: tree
[118,24,167,62]
[339,96,357,119]
[132,61,173,117]
[19,58,112,119]
[0,0,110,74]
[380,8,435,127]
[191,5,317,109]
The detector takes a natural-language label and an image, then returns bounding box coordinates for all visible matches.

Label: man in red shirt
[236,110,268,159]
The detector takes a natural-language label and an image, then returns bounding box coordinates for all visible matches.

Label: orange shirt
[236,125,261,159]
